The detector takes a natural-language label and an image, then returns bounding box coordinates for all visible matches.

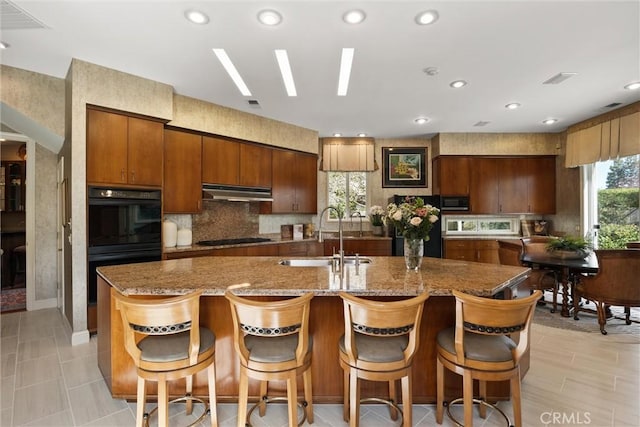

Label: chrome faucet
[318,206,344,271]
[350,211,363,237]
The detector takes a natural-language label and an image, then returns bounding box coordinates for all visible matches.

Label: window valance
[319,137,378,172]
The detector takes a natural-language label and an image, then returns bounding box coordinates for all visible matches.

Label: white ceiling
[1,0,639,139]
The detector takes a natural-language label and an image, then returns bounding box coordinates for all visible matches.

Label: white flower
[392,210,403,221]
[410,217,423,226]
[428,214,438,223]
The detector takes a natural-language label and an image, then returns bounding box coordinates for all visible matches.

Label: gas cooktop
[197,237,272,246]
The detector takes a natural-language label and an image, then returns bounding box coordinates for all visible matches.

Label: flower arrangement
[386,196,440,241]
[369,205,386,226]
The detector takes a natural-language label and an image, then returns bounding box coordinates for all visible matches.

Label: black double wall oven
[87,187,162,310]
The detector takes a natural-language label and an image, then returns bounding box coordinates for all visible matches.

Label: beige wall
[433,132,560,156]
[34,144,58,300]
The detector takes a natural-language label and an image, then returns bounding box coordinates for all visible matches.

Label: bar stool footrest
[143,395,209,427]
[360,397,404,425]
[444,397,512,427]
[246,396,307,427]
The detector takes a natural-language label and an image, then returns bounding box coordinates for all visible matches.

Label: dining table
[520,251,599,317]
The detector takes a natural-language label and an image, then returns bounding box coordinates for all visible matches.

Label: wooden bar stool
[113,290,218,427]
[225,287,314,427]
[338,291,429,427]
[436,290,541,427]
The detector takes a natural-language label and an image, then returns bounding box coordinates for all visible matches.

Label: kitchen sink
[278,257,372,267]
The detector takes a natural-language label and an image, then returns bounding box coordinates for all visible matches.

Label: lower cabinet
[443,239,499,264]
[323,238,392,256]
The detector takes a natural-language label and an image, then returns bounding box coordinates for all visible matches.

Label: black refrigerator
[389,195,442,258]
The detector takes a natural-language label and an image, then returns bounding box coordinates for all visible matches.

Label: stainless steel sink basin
[278,257,372,267]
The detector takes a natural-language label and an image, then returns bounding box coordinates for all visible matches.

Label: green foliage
[598,224,640,249]
[598,188,639,224]
[327,172,366,219]
[546,235,591,252]
[606,157,639,188]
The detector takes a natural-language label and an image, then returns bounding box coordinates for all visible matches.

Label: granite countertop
[97,256,529,298]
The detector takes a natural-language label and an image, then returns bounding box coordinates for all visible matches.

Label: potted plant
[369,205,386,236]
[546,235,592,259]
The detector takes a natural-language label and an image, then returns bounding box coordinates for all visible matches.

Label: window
[327,172,367,219]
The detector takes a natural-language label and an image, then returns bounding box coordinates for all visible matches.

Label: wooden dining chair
[573,249,640,334]
[113,289,218,427]
[338,291,429,427]
[521,237,560,312]
[225,288,314,427]
[436,290,541,427]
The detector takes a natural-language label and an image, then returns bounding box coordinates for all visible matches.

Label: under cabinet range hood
[202,184,274,202]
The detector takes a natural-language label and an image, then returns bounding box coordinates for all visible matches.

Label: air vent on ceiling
[473,121,491,127]
[247,99,261,108]
[0,0,47,29]
[603,102,622,109]
[543,72,577,85]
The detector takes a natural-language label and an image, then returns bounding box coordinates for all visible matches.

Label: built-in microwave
[440,196,470,211]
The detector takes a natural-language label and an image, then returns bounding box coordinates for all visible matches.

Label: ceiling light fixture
[333,133,342,137]
[449,80,467,89]
[212,49,251,96]
[505,103,521,110]
[543,72,577,85]
[257,9,282,26]
[337,48,355,96]
[0,41,9,49]
[542,118,558,125]
[624,82,640,90]
[415,10,439,25]
[414,117,429,124]
[184,10,209,24]
[343,10,366,24]
[275,49,297,96]
[357,133,366,137]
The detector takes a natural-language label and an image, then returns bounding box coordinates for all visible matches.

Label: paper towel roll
[163,220,177,247]
[176,228,193,247]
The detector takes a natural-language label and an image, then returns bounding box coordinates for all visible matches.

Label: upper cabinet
[469,156,556,214]
[432,156,471,196]
[202,136,272,188]
[87,108,164,187]
[164,129,202,213]
[1,161,26,212]
[264,150,317,214]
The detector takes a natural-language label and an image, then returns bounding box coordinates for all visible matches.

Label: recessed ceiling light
[415,10,439,25]
[0,41,9,49]
[333,133,342,137]
[414,117,429,124]
[257,9,282,26]
[275,49,297,96]
[505,103,521,110]
[624,82,640,90]
[343,10,366,24]
[184,10,209,25]
[357,133,366,137]
[212,49,251,96]
[542,118,558,125]
[337,48,355,96]
[449,80,467,89]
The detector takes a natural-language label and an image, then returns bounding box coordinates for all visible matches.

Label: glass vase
[404,238,424,271]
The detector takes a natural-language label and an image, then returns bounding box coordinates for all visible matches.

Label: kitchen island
[97,255,529,404]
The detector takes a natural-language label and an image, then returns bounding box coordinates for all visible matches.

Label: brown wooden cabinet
[1,161,26,212]
[444,239,499,264]
[87,108,163,187]
[202,136,272,188]
[323,238,392,256]
[432,156,470,196]
[266,150,317,214]
[163,129,202,213]
[469,156,556,214]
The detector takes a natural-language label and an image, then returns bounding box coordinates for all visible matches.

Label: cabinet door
[202,136,239,185]
[469,158,499,214]
[271,150,297,213]
[240,143,272,188]
[475,240,499,264]
[498,158,529,213]
[127,117,164,186]
[527,157,556,214]
[2,161,26,212]
[164,129,202,213]
[443,240,476,261]
[87,109,128,184]
[437,157,471,195]
[294,153,318,213]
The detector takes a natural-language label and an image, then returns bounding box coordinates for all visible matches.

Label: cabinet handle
[131,170,136,182]
[121,168,125,181]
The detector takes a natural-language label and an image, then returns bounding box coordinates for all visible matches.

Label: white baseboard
[27,297,57,311]
[71,329,90,346]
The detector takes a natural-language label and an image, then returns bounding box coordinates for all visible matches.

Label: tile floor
[1,308,639,426]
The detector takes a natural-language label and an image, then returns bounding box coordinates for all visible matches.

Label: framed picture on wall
[382,147,427,187]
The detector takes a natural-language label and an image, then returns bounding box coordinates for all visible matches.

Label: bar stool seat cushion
[437,327,516,363]
[339,333,409,363]
[245,335,313,363]
[139,327,215,363]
